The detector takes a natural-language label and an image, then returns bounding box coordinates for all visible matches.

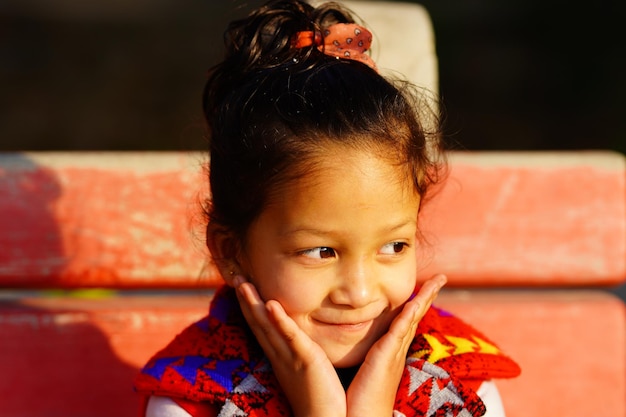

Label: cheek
[251,265,328,315]
[387,261,419,306]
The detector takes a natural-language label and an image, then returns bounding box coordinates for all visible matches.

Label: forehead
[287,141,415,191]
[259,148,420,232]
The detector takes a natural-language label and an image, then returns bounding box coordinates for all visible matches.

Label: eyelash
[380,242,409,255]
[298,242,409,260]
[299,247,336,259]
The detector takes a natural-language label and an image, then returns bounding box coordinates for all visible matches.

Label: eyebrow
[279,218,417,238]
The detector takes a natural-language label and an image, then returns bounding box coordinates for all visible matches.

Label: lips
[333,320,374,331]
[313,318,375,333]
[313,315,378,329]
[313,306,386,327]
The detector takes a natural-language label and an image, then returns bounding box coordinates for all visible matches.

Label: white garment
[146,396,192,417]
[477,380,507,417]
[145,380,507,417]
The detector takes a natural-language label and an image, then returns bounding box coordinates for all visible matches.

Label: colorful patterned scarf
[135,286,520,417]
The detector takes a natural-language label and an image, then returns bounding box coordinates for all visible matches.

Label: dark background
[1,0,624,153]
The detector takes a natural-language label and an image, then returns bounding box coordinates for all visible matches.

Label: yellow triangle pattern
[472,336,501,355]
[410,334,502,363]
[445,336,478,355]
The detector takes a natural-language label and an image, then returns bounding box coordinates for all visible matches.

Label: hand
[233,274,446,417]
[345,274,447,417]
[234,276,346,417]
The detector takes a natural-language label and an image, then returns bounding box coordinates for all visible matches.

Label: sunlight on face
[241,147,421,368]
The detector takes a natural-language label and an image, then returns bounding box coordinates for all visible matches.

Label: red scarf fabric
[135,286,520,417]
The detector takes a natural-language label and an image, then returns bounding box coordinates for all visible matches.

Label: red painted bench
[1,150,624,416]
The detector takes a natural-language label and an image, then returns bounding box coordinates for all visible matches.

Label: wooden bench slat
[1,151,624,288]
[420,151,626,285]
[0,152,216,289]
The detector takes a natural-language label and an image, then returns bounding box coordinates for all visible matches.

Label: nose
[328,256,378,308]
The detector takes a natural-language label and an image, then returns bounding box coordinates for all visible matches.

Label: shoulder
[134,286,251,402]
[145,396,219,417]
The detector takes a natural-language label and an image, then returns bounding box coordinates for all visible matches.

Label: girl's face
[240,147,421,368]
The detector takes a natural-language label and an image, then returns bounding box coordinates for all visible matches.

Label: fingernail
[233,274,245,287]
[436,275,447,290]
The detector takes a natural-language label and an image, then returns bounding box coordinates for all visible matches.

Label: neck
[336,365,360,390]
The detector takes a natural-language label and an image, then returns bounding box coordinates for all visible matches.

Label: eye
[299,247,337,259]
[380,242,408,255]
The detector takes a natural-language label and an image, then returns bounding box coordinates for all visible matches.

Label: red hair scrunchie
[293,23,378,71]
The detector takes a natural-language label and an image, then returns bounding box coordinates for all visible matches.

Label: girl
[134,1,520,416]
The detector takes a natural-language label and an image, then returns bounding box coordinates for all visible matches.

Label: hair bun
[224,1,314,71]
[221,0,356,72]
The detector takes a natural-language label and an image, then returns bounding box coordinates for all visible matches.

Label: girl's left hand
[345,274,447,417]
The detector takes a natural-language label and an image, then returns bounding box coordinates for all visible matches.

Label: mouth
[313,318,376,332]
[333,321,374,331]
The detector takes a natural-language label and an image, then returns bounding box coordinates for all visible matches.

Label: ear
[206,223,244,287]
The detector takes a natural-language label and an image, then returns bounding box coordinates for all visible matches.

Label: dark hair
[204,0,444,242]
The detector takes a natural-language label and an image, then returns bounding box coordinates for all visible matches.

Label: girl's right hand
[233,276,347,417]
[345,274,446,417]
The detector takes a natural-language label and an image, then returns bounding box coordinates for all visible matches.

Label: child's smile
[240,146,421,368]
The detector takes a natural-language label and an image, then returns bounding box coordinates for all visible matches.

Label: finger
[234,279,285,357]
[265,300,299,344]
[233,276,265,326]
[398,273,446,330]
[397,274,446,343]
[265,300,324,363]
[385,301,422,357]
[411,274,447,316]
[234,278,315,364]
[383,274,447,355]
